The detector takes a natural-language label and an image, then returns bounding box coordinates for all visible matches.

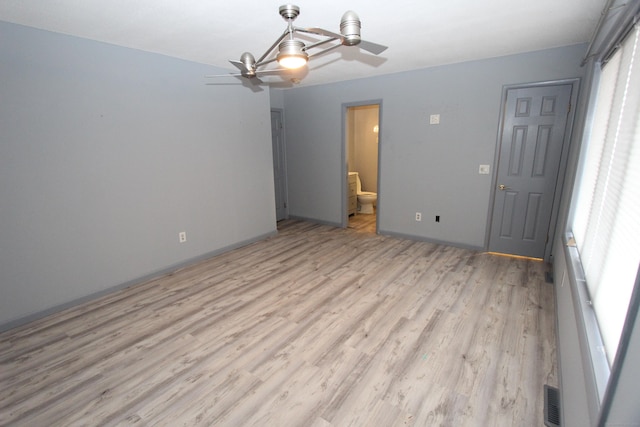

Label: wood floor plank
[0,219,557,426]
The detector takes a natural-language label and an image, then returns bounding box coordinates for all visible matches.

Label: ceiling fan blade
[358,39,388,55]
[299,27,386,55]
[229,59,250,73]
[241,79,265,92]
[298,27,342,40]
[226,74,265,91]
[204,75,265,92]
[205,73,243,78]
[205,73,265,84]
[246,76,265,85]
[307,43,343,59]
[255,69,290,76]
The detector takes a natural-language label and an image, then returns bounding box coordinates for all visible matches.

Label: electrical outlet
[435,215,440,223]
[179,231,187,243]
[429,114,440,125]
[415,212,422,222]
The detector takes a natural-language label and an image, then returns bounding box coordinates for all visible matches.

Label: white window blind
[571,25,640,366]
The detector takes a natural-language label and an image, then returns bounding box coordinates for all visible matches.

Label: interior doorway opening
[345,103,380,234]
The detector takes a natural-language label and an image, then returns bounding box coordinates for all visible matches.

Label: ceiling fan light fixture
[277,40,308,69]
[209,5,387,87]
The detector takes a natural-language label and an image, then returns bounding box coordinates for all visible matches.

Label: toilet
[356,174,377,214]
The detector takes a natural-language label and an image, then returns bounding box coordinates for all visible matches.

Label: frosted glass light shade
[277,40,308,69]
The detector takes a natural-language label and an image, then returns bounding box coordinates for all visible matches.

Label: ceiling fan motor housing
[239,52,257,75]
[240,52,256,67]
[279,4,300,20]
[340,10,361,46]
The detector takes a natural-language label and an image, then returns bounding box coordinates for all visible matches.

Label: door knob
[498,184,510,191]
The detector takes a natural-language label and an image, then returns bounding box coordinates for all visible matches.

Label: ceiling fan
[206,4,388,86]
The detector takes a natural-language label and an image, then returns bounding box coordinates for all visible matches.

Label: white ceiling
[0,0,606,87]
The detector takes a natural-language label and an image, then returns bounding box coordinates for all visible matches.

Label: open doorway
[345,102,380,234]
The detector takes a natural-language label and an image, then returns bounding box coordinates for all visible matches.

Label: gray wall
[269,87,285,110]
[0,22,277,328]
[280,44,587,247]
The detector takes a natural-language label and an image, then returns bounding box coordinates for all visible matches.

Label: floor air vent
[544,384,561,427]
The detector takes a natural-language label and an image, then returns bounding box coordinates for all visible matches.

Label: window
[570,25,640,366]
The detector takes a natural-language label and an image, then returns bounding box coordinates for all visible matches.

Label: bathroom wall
[0,22,277,329]
[281,44,587,247]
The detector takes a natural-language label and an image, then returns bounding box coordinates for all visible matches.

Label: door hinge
[568,103,571,113]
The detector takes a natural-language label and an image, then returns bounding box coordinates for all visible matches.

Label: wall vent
[545,271,554,283]
[544,384,561,427]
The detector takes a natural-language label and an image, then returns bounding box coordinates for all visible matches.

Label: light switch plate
[429,114,440,125]
[479,164,490,175]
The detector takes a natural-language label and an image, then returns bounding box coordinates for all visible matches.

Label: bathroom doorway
[344,101,380,234]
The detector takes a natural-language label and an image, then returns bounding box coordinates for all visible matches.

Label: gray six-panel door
[488,84,572,258]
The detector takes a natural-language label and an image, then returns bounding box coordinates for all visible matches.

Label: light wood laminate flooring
[0,219,556,426]
[348,211,376,234]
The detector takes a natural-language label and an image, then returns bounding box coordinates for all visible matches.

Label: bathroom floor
[348,210,376,234]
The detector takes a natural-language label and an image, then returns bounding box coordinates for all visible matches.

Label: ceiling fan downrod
[277,4,308,69]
